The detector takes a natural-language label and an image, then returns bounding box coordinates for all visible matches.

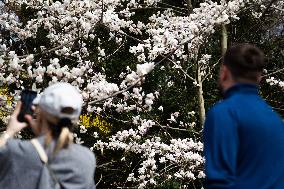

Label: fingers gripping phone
[17,90,37,123]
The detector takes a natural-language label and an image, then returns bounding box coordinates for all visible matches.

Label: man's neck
[222,79,259,93]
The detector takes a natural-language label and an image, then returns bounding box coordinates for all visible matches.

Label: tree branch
[129,6,187,16]
[271,5,284,12]
[3,38,78,60]
[159,125,190,132]
[161,55,196,82]
[104,37,126,60]
[201,57,222,82]
[100,0,104,23]
[158,2,188,11]
[95,174,103,187]
[187,0,193,14]
[87,78,142,105]
[88,33,194,105]
[262,67,284,77]
[118,31,146,44]
[93,111,131,124]
[97,161,116,168]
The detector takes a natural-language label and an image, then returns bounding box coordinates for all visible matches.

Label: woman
[0,83,96,189]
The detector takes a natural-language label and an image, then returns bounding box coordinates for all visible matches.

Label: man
[203,44,284,189]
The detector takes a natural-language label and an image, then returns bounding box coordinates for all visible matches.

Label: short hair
[223,44,266,82]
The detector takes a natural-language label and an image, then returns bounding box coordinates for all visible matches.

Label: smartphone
[17,90,37,122]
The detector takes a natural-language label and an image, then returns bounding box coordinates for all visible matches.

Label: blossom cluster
[266,77,284,88]
[93,119,204,188]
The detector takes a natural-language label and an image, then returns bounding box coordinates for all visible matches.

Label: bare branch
[272,107,284,111]
[97,161,116,168]
[95,174,103,187]
[93,111,131,124]
[129,6,187,16]
[201,57,222,82]
[118,31,146,44]
[104,37,126,60]
[158,2,188,11]
[159,125,190,132]
[271,5,284,12]
[159,163,177,174]
[160,55,196,82]
[263,51,284,77]
[100,0,104,23]
[262,67,284,78]
[2,38,78,60]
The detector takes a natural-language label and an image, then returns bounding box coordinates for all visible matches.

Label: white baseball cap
[35,83,83,120]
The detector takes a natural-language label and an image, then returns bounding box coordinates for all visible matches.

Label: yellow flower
[0,86,13,106]
[80,113,112,134]
[0,86,13,119]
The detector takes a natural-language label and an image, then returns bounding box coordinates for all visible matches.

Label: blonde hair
[53,127,73,154]
[42,111,74,155]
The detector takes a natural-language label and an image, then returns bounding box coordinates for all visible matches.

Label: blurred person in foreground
[0,83,96,189]
[203,44,284,189]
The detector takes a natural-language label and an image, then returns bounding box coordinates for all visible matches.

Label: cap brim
[32,96,41,105]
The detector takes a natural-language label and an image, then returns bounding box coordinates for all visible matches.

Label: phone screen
[17,90,37,123]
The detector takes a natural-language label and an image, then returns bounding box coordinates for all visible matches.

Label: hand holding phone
[5,102,28,137]
[17,90,37,123]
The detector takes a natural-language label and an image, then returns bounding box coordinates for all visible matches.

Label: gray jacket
[0,136,96,189]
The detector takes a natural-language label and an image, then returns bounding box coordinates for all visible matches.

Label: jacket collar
[224,83,259,99]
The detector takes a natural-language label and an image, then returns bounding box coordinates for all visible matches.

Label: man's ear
[256,73,262,83]
[219,64,228,82]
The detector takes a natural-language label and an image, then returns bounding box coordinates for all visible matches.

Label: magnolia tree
[0,0,283,188]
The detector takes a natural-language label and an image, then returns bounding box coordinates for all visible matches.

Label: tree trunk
[187,0,193,14]
[187,1,205,126]
[197,65,206,126]
[221,24,228,55]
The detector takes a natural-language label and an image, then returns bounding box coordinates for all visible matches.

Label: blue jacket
[204,84,284,189]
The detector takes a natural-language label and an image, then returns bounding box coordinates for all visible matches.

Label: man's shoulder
[206,98,240,123]
[208,99,231,113]
[208,94,247,113]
